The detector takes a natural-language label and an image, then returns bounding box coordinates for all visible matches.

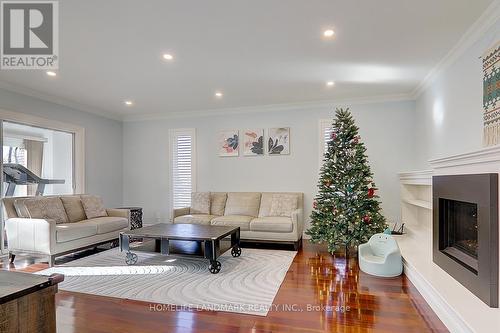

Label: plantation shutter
[170,129,196,209]
[323,125,333,153]
[319,120,333,167]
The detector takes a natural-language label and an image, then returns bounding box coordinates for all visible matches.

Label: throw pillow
[23,197,69,224]
[61,196,87,222]
[190,192,211,215]
[13,198,31,218]
[81,195,108,219]
[210,192,227,216]
[269,194,298,217]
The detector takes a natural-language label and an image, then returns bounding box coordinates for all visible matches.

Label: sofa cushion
[269,194,298,217]
[81,195,108,219]
[210,192,227,216]
[259,193,298,217]
[250,217,293,233]
[190,192,211,214]
[174,214,216,225]
[21,197,69,224]
[61,196,87,222]
[224,192,261,217]
[56,223,97,242]
[83,217,129,234]
[211,215,252,230]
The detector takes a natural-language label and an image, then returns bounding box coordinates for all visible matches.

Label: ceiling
[0,0,494,120]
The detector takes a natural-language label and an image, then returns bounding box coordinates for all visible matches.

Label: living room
[0,1,499,332]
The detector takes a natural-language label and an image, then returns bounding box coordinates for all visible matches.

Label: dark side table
[117,207,143,230]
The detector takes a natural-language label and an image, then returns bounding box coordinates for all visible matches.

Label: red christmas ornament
[353,137,359,144]
[313,201,318,209]
[368,188,375,198]
[363,215,371,223]
[331,132,337,140]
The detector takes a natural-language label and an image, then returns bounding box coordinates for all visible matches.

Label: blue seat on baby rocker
[358,233,403,277]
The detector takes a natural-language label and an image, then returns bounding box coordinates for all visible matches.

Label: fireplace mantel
[430,145,500,174]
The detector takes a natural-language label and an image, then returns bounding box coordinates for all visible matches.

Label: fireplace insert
[433,173,498,307]
[439,199,478,272]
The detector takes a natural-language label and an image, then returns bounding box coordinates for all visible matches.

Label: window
[169,129,196,212]
[319,119,333,167]
[2,121,75,197]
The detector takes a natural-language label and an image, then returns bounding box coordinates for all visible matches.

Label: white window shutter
[319,119,333,167]
[170,129,196,210]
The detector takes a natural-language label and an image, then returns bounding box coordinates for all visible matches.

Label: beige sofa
[173,192,303,249]
[3,195,130,266]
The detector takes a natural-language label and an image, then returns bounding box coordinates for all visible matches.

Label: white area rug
[36,247,296,316]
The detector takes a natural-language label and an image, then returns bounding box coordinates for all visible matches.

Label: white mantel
[430,145,500,174]
[398,145,500,333]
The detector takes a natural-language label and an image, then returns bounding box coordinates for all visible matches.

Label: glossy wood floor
[1,241,448,333]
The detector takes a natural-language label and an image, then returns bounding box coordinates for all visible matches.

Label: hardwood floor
[1,241,448,333]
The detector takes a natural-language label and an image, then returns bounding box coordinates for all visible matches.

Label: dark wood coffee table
[119,223,241,274]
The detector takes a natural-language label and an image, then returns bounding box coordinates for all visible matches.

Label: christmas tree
[306,108,387,254]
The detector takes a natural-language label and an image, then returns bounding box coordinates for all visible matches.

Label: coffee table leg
[160,238,170,255]
[231,229,241,257]
[120,233,130,252]
[205,239,221,274]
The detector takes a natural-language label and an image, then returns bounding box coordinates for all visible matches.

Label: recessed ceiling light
[46,71,57,77]
[124,100,133,106]
[326,81,335,87]
[323,29,335,38]
[215,91,223,98]
[163,53,174,61]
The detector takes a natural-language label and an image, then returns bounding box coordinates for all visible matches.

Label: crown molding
[0,80,124,121]
[123,93,414,122]
[411,0,500,99]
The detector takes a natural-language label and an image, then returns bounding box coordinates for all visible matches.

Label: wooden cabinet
[0,271,63,333]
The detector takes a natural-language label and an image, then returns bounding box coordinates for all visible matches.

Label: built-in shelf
[399,172,433,268]
[402,198,432,210]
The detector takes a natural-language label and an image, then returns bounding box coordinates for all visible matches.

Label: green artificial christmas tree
[306,108,387,254]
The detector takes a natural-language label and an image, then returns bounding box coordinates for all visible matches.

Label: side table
[109,207,143,247]
[117,206,143,230]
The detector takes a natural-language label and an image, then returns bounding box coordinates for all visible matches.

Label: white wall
[0,88,124,206]
[415,20,500,168]
[409,16,500,333]
[123,100,416,226]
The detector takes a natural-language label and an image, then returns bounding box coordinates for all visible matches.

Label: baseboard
[403,259,474,333]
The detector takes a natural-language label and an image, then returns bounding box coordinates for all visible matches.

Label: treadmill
[2,163,65,196]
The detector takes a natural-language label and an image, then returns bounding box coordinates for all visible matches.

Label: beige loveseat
[3,195,130,266]
[173,192,303,249]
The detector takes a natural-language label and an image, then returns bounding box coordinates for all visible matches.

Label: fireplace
[433,174,499,307]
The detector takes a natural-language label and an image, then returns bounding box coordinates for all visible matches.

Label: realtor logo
[1,0,58,69]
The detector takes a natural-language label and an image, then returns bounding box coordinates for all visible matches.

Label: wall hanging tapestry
[483,40,500,146]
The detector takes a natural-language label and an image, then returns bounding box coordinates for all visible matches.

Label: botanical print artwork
[219,130,239,156]
[268,127,290,155]
[243,129,264,156]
